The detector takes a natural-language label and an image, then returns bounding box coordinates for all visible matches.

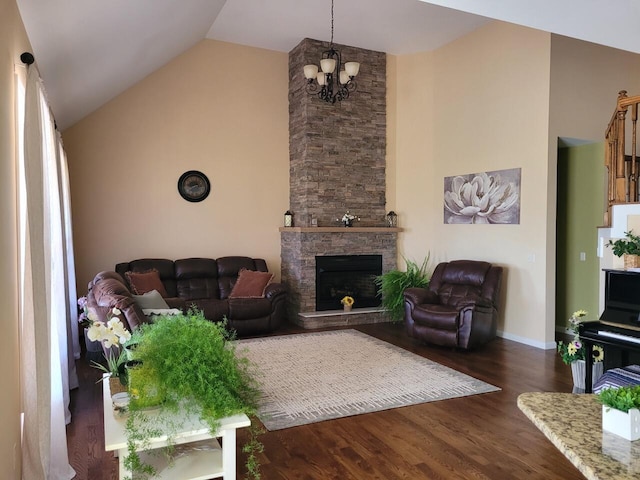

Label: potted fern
[123,310,263,479]
[374,255,431,323]
[598,385,640,441]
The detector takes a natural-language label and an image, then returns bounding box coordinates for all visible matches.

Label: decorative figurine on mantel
[339,211,359,227]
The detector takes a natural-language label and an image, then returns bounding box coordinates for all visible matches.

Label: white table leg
[222,429,237,480]
[118,448,129,479]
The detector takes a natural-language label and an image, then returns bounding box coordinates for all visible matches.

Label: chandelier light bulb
[345,62,360,77]
[304,64,319,79]
[339,70,349,85]
[316,72,327,86]
[320,58,336,73]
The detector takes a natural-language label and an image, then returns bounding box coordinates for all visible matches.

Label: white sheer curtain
[18,64,77,480]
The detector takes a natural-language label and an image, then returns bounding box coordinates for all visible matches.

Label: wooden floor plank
[67,322,585,479]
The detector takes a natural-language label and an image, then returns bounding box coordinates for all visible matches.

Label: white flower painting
[443,168,521,224]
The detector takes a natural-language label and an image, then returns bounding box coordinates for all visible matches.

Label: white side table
[102,375,250,479]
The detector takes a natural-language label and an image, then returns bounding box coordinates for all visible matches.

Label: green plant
[90,347,126,380]
[123,309,262,479]
[607,230,640,257]
[598,385,640,413]
[556,309,604,365]
[374,255,431,323]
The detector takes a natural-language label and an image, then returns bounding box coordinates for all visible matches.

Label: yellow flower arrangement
[557,309,604,365]
[341,296,354,307]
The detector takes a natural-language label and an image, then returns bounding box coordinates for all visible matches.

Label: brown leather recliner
[403,260,503,350]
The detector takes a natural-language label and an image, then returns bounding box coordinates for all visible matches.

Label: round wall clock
[177,170,211,202]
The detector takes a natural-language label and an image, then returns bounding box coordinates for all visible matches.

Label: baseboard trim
[497,330,557,350]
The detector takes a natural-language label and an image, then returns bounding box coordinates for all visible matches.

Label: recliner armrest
[264,282,286,300]
[456,296,493,310]
[404,287,438,306]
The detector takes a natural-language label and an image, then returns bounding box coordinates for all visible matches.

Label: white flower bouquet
[86,307,131,380]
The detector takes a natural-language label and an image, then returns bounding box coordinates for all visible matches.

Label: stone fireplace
[282,38,398,327]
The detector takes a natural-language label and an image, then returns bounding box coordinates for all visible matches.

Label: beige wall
[394,22,554,347]
[64,20,640,348]
[0,0,30,475]
[64,40,289,292]
[393,22,640,347]
[549,35,640,144]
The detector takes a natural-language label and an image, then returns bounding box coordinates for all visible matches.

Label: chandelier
[303,0,360,103]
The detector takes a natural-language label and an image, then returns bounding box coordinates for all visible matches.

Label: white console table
[103,376,250,479]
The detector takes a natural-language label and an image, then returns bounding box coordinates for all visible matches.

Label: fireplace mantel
[279,227,402,233]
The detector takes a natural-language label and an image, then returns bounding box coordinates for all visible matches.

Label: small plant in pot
[556,309,604,389]
[598,385,640,441]
[607,230,640,268]
[374,255,431,323]
[123,309,263,479]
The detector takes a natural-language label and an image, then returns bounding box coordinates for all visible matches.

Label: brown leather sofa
[86,256,286,336]
[403,260,502,350]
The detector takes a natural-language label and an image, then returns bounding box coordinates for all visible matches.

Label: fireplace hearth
[316,255,382,311]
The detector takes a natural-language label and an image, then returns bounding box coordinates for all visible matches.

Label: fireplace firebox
[315,255,382,311]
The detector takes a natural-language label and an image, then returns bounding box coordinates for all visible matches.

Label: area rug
[236,329,500,431]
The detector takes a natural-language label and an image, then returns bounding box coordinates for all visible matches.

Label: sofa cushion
[176,278,220,301]
[441,260,491,286]
[190,298,229,323]
[229,269,273,298]
[132,290,169,309]
[125,269,169,297]
[217,257,262,298]
[228,297,273,320]
[117,259,177,297]
[175,258,218,279]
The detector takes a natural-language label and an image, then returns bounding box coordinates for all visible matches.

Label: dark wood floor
[67,322,585,480]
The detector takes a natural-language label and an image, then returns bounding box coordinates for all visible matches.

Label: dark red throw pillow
[125,269,169,297]
[229,269,274,298]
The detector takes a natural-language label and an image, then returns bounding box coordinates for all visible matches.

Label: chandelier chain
[330,0,334,46]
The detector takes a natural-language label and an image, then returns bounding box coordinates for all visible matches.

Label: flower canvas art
[443,168,521,224]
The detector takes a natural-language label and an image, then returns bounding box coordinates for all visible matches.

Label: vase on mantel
[571,359,603,390]
[343,305,352,312]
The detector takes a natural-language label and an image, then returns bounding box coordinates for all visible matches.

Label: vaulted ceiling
[16,0,640,130]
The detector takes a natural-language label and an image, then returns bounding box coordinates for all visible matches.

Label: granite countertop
[518,392,640,480]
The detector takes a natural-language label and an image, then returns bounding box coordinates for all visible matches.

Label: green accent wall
[556,142,605,330]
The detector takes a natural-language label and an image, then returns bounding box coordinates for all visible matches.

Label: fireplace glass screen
[315,255,382,311]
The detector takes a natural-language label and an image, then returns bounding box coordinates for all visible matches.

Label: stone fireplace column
[288,38,387,228]
[283,38,394,326]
